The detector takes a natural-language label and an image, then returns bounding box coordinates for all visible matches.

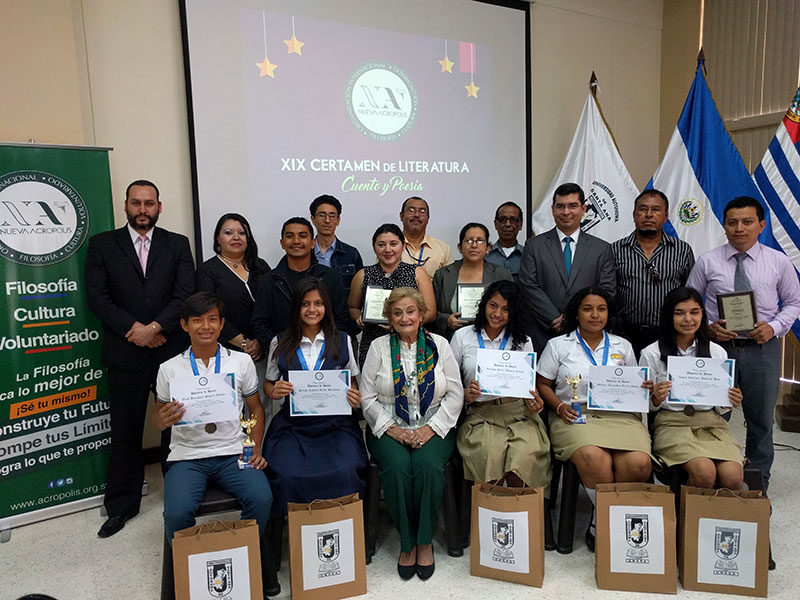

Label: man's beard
[127,213,158,232]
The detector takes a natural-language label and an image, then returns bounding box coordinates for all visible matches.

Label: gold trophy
[239,414,258,469]
[564,374,586,424]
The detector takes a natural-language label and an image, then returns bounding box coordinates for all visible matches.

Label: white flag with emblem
[531,92,639,241]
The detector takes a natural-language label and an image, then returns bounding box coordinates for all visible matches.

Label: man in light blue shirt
[309,194,363,294]
[485,201,525,282]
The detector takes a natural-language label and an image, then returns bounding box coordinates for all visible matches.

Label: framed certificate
[289,369,351,416]
[171,372,238,426]
[717,291,757,335]
[475,349,536,398]
[667,356,735,407]
[457,284,484,322]
[363,285,392,324]
[587,366,649,412]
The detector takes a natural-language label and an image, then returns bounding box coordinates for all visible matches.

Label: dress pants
[103,364,158,518]
[366,428,455,553]
[722,338,781,491]
[163,455,273,542]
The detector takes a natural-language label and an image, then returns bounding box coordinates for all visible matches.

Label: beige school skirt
[548,408,654,462]
[653,409,744,467]
[457,398,552,493]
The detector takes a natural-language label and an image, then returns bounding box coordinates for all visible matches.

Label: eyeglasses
[646,262,662,284]
[314,212,339,221]
[462,238,487,246]
[495,216,522,224]
[404,207,428,215]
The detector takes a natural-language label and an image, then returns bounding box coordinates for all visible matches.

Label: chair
[364,454,463,563]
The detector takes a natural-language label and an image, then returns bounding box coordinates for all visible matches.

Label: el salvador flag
[754,86,800,338]
[647,61,780,257]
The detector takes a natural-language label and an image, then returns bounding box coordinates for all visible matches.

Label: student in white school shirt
[151,291,279,598]
[536,286,654,552]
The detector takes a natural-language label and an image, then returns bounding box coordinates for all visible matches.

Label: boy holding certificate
[152,292,278,597]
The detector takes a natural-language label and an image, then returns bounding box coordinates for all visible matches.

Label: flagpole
[589,71,623,154]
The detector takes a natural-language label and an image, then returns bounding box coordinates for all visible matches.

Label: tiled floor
[6,409,798,599]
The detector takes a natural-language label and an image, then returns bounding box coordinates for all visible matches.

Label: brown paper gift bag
[595,482,677,594]
[172,519,262,600]
[469,482,545,587]
[679,486,770,597]
[287,493,366,600]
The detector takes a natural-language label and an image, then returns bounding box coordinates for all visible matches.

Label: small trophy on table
[238,413,258,469]
[565,374,586,424]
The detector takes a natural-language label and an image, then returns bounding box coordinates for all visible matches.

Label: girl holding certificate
[536,287,653,551]
[349,223,436,368]
[360,287,463,580]
[639,286,744,489]
[263,278,368,517]
[450,280,550,489]
[431,223,512,339]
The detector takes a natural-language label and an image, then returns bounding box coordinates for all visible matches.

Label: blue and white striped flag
[754,86,800,337]
[648,63,780,256]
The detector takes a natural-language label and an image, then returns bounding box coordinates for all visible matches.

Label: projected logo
[0,171,89,266]
[346,62,418,142]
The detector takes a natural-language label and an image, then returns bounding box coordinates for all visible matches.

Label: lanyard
[477,330,509,350]
[295,341,326,370]
[189,345,222,376]
[405,245,426,266]
[575,330,609,366]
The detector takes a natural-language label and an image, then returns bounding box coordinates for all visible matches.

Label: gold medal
[205,423,217,434]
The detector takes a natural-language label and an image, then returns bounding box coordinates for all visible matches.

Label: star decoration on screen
[439,55,454,73]
[465,81,479,98]
[257,57,277,78]
[284,34,304,55]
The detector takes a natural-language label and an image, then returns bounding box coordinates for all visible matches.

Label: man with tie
[85,180,195,537]
[519,182,616,352]
[687,196,800,492]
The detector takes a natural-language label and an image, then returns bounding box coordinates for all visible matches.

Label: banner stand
[0,142,116,541]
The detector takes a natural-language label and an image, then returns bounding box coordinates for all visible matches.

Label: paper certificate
[289,370,351,416]
[362,286,391,324]
[457,284,484,322]
[476,349,536,398]
[171,373,238,426]
[667,356,735,407]
[587,366,649,412]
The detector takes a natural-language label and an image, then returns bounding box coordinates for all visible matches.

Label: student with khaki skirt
[536,287,653,552]
[639,286,744,489]
[451,280,551,489]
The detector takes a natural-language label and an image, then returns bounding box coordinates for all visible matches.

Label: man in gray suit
[519,182,616,352]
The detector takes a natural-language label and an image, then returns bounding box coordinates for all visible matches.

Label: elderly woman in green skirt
[360,287,463,581]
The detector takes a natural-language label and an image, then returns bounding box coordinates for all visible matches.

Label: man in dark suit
[85,179,195,537]
[519,182,616,352]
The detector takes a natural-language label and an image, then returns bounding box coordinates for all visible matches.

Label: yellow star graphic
[465,81,480,98]
[439,55,454,73]
[284,35,304,55]
[256,57,277,78]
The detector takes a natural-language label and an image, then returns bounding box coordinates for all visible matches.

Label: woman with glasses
[349,224,436,368]
[431,222,512,339]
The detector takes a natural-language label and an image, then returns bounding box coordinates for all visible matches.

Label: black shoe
[769,545,776,571]
[263,582,281,599]
[97,515,130,538]
[397,554,416,580]
[585,525,595,553]
[416,547,435,580]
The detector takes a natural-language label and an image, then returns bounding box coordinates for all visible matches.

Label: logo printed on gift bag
[713,526,741,577]
[206,557,234,597]
[492,517,516,564]
[317,529,342,578]
[625,514,650,564]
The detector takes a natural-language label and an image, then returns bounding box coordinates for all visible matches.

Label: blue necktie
[563,236,573,276]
